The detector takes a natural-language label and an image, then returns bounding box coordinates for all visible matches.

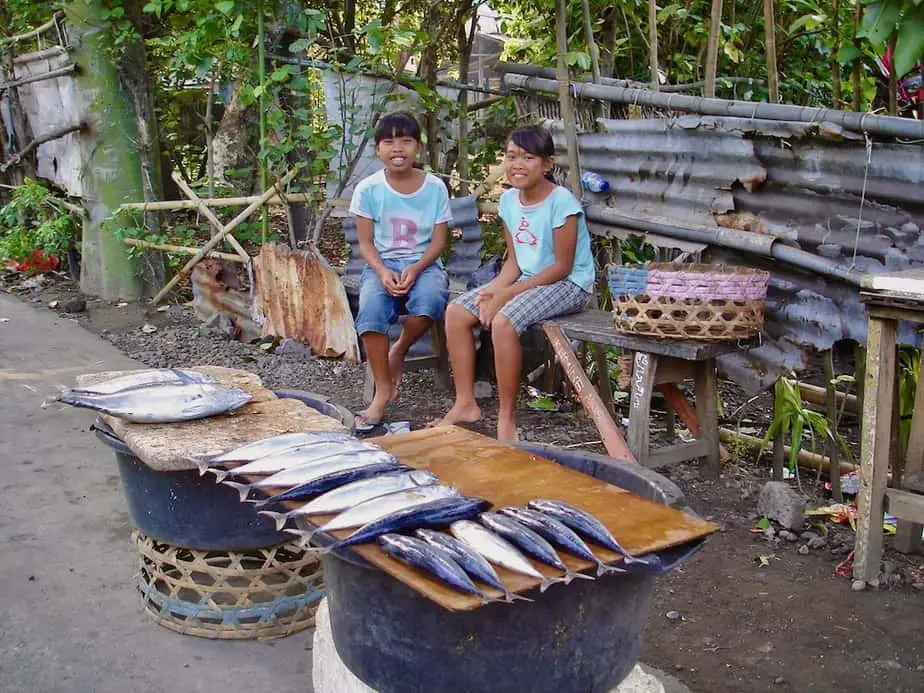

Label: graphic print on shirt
[513,215,537,246]
[389,217,418,250]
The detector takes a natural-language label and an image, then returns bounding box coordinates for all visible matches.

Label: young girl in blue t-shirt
[430,124,593,441]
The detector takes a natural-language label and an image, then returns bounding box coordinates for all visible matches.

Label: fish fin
[222,480,251,502]
[257,510,289,532]
[172,369,197,385]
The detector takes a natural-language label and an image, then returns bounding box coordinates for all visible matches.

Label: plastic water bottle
[581,171,610,193]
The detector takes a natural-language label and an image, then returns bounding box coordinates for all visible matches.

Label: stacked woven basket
[607,263,770,341]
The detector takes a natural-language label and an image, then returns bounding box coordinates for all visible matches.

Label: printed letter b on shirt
[390,217,418,250]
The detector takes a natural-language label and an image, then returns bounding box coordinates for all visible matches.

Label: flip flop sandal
[354,414,382,433]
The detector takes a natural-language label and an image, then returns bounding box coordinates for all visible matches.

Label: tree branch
[0,122,84,173]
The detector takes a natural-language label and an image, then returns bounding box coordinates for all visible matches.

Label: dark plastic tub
[319,442,706,693]
[94,390,354,551]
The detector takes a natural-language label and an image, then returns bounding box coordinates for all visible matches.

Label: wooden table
[854,286,924,581]
[546,310,756,476]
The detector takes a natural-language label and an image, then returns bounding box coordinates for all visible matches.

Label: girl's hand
[398,263,422,292]
[377,268,406,296]
[476,287,510,326]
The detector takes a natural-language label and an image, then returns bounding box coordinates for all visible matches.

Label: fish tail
[566,568,595,583]
[222,480,251,502]
[209,468,230,483]
[282,526,317,541]
[257,510,289,532]
[596,561,628,577]
[539,577,553,593]
[505,592,534,603]
[190,452,222,475]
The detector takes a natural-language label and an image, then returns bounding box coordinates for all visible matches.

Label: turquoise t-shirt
[498,186,595,292]
[349,169,452,261]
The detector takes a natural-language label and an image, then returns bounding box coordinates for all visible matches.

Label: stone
[868,577,880,589]
[851,579,867,592]
[778,530,799,542]
[798,544,810,555]
[473,380,493,400]
[882,560,898,576]
[807,536,827,550]
[757,482,805,531]
[276,338,313,360]
[63,297,86,313]
[665,610,681,622]
[799,531,817,541]
[774,676,786,685]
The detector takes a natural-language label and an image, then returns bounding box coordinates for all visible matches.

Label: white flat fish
[209,439,381,481]
[200,431,355,467]
[69,368,215,395]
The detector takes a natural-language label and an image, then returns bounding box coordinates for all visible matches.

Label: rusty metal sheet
[252,242,360,363]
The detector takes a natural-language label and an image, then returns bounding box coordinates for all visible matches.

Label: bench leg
[895,347,924,554]
[854,316,897,581]
[628,352,658,467]
[694,358,721,479]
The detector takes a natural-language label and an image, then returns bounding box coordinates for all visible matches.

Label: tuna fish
[479,512,593,584]
[55,382,252,423]
[69,368,216,395]
[222,450,399,501]
[449,520,563,593]
[195,431,355,471]
[415,529,532,603]
[378,534,486,599]
[316,496,491,553]
[208,439,381,481]
[289,485,461,537]
[527,499,660,570]
[499,506,625,577]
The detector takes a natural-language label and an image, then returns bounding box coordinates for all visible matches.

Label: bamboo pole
[170,172,249,262]
[823,350,843,501]
[257,0,268,242]
[763,0,779,103]
[0,11,65,45]
[150,169,296,305]
[123,238,244,263]
[831,0,841,108]
[0,64,76,92]
[119,194,346,212]
[704,0,724,97]
[581,0,602,83]
[555,0,582,196]
[719,428,857,476]
[799,382,858,413]
[648,0,659,91]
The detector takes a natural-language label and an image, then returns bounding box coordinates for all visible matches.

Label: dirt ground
[4,268,924,693]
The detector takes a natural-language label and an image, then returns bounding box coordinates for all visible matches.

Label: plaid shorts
[453,279,591,335]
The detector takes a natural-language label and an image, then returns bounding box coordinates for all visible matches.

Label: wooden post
[763,0,779,103]
[555,0,582,195]
[823,350,842,502]
[704,0,724,97]
[150,169,296,305]
[543,323,636,462]
[694,358,721,478]
[854,316,898,582]
[627,352,657,465]
[648,0,659,91]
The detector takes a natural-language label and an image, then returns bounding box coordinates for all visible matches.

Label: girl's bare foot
[426,401,482,428]
[496,415,518,442]
[387,346,404,403]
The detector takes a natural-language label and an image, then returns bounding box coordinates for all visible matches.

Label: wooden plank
[895,348,924,553]
[866,305,924,324]
[543,323,636,462]
[653,356,696,386]
[886,488,924,525]
[865,269,924,298]
[297,426,718,612]
[854,316,898,581]
[628,352,658,466]
[646,440,710,469]
[694,358,722,478]
[547,310,753,360]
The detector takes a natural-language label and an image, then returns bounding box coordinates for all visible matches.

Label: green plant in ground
[898,346,920,454]
[0,178,81,265]
[761,374,854,471]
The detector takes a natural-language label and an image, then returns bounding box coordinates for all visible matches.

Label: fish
[254,461,411,509]
[223,450,399,501]
[499,506,625,577]
[269,470,440,521]
[479,512,593,585]
[208,439,381,481]
[194,430,355,471]
[316,496,491,553]
[68,368,215,395]
[286,485,461,537]
[415,529,532,603]
[378,534,486,599]
[55,382,252,423]
[527,499,660,570]
[449,520,563,593]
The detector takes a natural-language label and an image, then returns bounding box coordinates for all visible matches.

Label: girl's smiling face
[376,133,420,175]
[504,141,552,190]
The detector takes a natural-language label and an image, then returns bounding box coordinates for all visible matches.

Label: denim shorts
[354,258,449,336]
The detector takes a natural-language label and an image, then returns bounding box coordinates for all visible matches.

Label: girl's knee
[446,302,475,326]
[490,314,517,339]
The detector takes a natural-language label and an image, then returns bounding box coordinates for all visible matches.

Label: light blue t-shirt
[349,169,452,261]
[498,186,595,292]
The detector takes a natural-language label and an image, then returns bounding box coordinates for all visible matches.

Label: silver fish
[56,382,251,423]
[223,449,398,501]
[449,520,564,593]
[261,470,439,528]
[289,485,461,538]
[196,431,355,471]
[378,534,486,599]
[69,368,215,395]
[209,439,381,481]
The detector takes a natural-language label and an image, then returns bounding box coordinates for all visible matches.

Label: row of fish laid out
[193,430,659,602]
[50,368,252,423]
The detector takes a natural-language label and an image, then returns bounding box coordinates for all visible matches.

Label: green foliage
[898,346,920,453]
[0,179,80,264]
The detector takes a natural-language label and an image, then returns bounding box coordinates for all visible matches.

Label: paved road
[0,293,313,693]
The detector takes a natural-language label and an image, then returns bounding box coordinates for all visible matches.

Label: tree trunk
[763,0,779,102]
[556,0,582,196]
[704,0,724,97]
[851,2,862,110]
[648,0,659,90]
[831,0,841,108]
[599,7,618,79]
[212,79,254,193]
[420,4,441,172]
[455,14,478,195]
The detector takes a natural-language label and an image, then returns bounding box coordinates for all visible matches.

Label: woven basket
[134,531,324,640]
[607,263,770,341]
